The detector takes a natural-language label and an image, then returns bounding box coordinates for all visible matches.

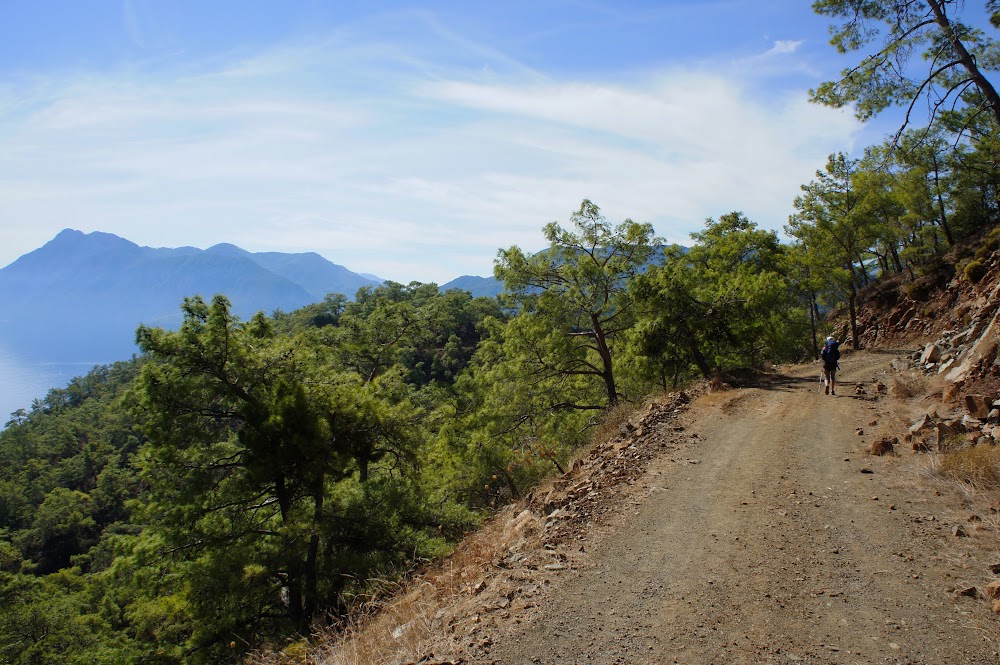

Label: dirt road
[479,353,1000,664]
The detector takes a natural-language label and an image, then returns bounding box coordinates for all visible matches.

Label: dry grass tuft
[890,372,928,399]
[588,400,641,444]
[935,446,1000,493]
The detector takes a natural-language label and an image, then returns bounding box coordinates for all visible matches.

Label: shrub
[965,260,987,284]
[936,446,1000,492]
[974,227,1000,259]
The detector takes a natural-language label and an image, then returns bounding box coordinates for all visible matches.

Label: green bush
[965,259,987,284]
[974,227,1000,260]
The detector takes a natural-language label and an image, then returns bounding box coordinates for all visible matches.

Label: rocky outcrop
[905,408,1000,450]
[857,249,1000,418]
[844,249,1000,384]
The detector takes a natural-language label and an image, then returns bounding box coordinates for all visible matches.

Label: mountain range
[0,229,502,361]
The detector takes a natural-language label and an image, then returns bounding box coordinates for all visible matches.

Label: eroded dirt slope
[460,352,1000,665]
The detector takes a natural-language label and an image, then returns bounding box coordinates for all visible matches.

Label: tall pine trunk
[591,313,618,405]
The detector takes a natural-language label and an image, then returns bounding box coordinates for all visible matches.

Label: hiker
[820,336,840,395]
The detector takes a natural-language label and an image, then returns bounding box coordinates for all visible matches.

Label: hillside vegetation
[4,2,1000,660]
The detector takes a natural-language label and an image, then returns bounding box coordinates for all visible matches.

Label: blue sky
[0,0,896,283]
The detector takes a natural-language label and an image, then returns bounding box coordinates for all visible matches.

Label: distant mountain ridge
[0,229,502,361]
[0,230,382,359]
[439,274,504,298]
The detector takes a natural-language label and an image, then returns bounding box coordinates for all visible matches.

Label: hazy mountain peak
[205,242,250,257]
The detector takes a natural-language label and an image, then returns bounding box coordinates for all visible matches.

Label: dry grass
[588,399,642,444]
[935,446,1000,493]
[890,371,929,399]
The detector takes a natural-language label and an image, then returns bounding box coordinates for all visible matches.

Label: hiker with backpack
[820,336,840,395]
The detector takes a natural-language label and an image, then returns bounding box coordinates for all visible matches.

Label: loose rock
[869,437,896,456]
[965,394,991,419]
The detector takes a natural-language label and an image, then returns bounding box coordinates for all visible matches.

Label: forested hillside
[3,2,1000,662]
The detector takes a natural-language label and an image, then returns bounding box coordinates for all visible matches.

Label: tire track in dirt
[483,355,1000,664]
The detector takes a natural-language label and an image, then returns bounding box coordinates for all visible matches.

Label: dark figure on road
[821,336,840,395]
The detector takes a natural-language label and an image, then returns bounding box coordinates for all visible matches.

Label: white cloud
[769,40,803,55]
[0,33,860,283]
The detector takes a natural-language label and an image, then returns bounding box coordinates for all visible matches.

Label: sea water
[0,338,133,425]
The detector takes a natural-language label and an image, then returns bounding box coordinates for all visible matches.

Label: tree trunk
[688,337,712,379]
[501,468,522,499]
[890,244,904,273]
[848,282,861,350]
[853,251,870,286]
[809,292,819,360]
[302,476,325,625]
[928,0,1000,128]
[876,251,889,276]
[276,475,304,626]
[591,313,618,405]
[930,155,954,245]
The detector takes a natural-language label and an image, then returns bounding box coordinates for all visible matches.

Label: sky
[0,0,899,283]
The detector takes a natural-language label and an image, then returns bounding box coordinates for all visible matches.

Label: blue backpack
[822,340,840,367]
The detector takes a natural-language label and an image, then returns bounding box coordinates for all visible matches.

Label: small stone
[869,436,896,456]
[990,563,1000,574]
[952,525,968,537]
[985,580,1000,599]
[921,344,942,364]
[944,417,966,433]
[988,408,1000,424]
[856,428,865,436]
[910,414,934,434]
[956,586,979,598]
[860,468,874,474]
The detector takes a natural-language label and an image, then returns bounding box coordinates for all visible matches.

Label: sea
[0,335,136,426]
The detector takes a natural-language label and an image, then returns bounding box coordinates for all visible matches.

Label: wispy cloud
[769,40,804,55]
[0,17,859,283]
